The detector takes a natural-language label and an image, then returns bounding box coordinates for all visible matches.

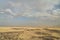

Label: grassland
[0,27,60,40]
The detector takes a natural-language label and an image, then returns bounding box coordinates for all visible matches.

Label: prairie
[0,27,60,40]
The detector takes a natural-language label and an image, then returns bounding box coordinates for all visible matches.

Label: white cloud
[5,9,15,15]
[0,0,60,20]
[0,9,15,16]
[0,8,59,20]
[52,9,60,16]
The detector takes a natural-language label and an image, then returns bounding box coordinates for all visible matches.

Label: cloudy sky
[0,0,60,26]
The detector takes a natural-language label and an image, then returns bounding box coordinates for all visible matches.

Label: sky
[0,0,60,26]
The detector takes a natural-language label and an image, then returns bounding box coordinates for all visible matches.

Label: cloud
[0,0,60,20]
[0,12,4,14]
[9,1,22,8]
[0,9,12,14]
[52,9,60,15]
[0,0,60,26]
[0,9,59,20]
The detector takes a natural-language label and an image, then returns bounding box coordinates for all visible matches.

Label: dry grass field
[0,27,60,40]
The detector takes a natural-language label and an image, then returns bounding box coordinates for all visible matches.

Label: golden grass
[0,27,60,40]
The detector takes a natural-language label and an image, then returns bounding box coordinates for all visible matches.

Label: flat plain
[0,27,60,40]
